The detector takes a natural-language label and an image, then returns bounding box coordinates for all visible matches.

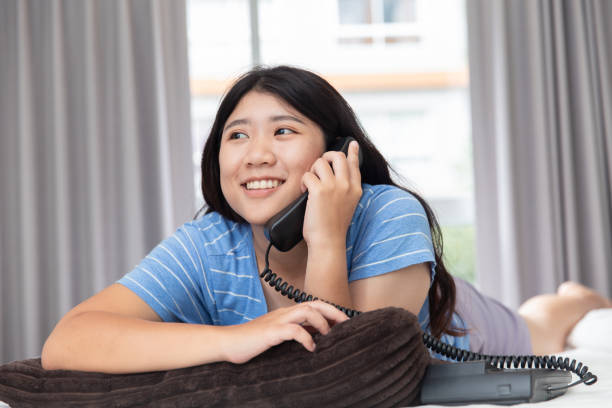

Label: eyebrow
[223,115,306,132]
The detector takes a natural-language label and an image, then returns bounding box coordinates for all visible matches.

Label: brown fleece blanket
[0,307,431,407]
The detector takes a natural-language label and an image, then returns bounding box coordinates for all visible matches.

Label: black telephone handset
[264,137,362,252]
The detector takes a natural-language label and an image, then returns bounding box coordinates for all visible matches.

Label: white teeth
[245,179,282,190]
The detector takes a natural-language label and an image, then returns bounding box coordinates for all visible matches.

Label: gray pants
[454,277,533,356]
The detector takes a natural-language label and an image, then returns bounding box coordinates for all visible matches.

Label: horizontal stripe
[204,223,239,247]
[371,187,399,204]
[123,276,175,319]
[226,233,248,254]
[211,268,253,279]
[375,196,418,215]
[213,290,262,303]
[351,249,432,272]
[198,219,224,232]
[218,308,253,321]
[352,232,432,262]
[382,212,428,223]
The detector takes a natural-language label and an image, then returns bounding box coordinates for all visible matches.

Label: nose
[245,134,276,166]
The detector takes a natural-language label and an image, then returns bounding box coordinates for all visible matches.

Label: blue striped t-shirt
[117,183,469,353]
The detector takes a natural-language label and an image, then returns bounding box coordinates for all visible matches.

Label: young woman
[42,66,611,374]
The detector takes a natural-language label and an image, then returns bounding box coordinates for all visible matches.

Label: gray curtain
[0,0,194,364]
[467,0,612,308]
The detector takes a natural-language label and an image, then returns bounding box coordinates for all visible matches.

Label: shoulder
[346,184,435,280]
[181,212,251,255]
[348,183,433,253]
[356,184,428,222]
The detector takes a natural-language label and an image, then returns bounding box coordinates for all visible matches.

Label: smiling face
[218,90,326,226]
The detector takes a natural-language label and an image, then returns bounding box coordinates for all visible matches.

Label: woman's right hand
[222,301,349,364]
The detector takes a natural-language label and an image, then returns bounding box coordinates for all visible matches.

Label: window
[187,0,475,282]
[337,0,419,45]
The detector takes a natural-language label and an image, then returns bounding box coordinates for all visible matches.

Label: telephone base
[420,360,571,405]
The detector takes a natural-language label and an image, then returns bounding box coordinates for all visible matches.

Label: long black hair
[198,65,461,338]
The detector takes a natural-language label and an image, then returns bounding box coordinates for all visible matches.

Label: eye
[275,128,295,136]
[229,132,248,140]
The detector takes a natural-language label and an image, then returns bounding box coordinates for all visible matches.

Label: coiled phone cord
[259,242,598,389]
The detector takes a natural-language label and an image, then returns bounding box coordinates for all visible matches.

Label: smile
[244,179,284,190]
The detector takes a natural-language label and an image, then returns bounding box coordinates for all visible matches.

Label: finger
[281,324,316,352]
[347,141,362,186]
[301,171,319,193]
[321,151,350,184]
[304,300,350,325]
[289,304,331,335]
[301,163,329,196]
[310,157,335,186]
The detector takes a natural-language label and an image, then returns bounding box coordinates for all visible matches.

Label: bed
[1,309,610,407]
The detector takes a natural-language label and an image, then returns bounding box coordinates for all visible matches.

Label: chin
[237,210,278,227]
[244,217,271,227]
[231,193,301,226]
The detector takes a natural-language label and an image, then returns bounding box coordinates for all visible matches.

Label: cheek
[218,144,240,176]
[295,154,319,174]
[218,148,236,198]
[286,141,326,175]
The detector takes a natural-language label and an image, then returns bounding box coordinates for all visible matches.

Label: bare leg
[518,282,611,355]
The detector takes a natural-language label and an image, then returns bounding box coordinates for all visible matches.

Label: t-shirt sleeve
[348,187,436,282]
[117,223,214,324]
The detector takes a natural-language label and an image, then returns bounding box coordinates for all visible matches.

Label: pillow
[566,309,612,352]
[0,307,431,408]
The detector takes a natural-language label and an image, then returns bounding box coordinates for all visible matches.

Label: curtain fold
[0,0,193,364]
[467,0,612,308]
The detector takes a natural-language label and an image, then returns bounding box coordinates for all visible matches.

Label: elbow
[41,340,55,370]
[41,337,62,370]
[41,312,88,370]
[41,323,75,371]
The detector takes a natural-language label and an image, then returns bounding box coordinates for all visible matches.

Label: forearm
[42,311,228,374]
[304,243,353,309]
